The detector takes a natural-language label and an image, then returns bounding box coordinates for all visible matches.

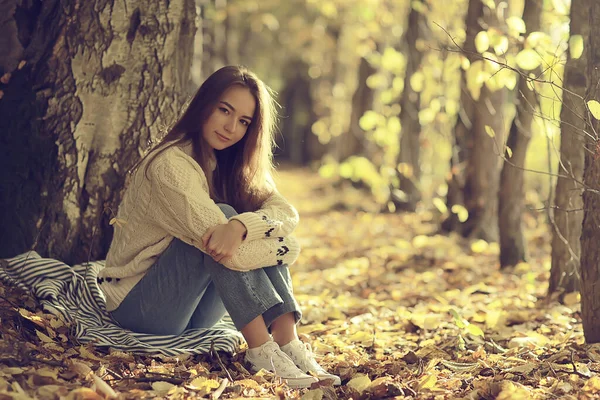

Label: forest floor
[1,166,598,399]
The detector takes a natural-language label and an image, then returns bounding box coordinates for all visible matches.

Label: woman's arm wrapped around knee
[222,235,301,271]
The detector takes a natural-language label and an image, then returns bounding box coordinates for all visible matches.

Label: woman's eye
[241,120,249,127]
[219,107,229,114]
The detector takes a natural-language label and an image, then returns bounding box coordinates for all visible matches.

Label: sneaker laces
[265,344,309,377]
[293,342,328,373]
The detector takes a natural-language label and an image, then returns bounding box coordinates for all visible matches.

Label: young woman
[96,66,340,389]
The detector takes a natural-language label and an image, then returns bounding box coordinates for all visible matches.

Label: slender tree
[0,0,196,264]
[498,0,542,268]
[443,0,507,241]
[393,3,427,212]
[581,0,600,343]
[549,0,589,295]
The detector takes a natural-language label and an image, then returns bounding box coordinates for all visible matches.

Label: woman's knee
[217,203,238,219]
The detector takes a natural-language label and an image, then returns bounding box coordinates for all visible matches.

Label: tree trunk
[0,0,195,265]
[344,56,376,158]
[581,1,600,343]
[278,60,320,164]
[394,5,426,212]
[498,0,542,268]
[442,0,479,233]
[200,0,226,79]
[549,0,588,294]
[443,0,507,241]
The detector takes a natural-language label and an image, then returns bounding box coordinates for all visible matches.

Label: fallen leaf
[347,374,371,393]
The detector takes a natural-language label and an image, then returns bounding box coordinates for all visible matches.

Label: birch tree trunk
[581,0,600,343]
[498,0,542,268]
[0,0,195,264]
[549,0,588,295]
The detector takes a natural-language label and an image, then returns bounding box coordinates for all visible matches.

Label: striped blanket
[0,252,243,356]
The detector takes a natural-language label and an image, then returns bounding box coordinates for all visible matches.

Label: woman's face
[202,85,256,151]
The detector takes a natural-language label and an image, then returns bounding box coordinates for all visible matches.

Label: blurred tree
[278,59,323,163]
[498,0,542,268]
[443,0,508,241]
[0,0,196,264]
[201,0,228,79]
[581,0,600,343]
[393,2,428,212]
[549,0,588,295]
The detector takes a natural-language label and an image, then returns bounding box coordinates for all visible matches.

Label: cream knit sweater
[98,141,301,312]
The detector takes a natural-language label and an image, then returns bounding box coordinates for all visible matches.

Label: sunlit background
[190,0,570,212]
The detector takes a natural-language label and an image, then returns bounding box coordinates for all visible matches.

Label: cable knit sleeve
[148,152,300,270]
[228,189,299,242]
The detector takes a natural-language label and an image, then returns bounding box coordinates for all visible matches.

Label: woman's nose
[224,117,236,132]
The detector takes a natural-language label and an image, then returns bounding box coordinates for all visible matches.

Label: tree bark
[443,0,507,241]
[0,0,195,264]
[498,0,542,268]
[278,60,320,164]
[549,0,588,294]
[344,56,376,159]
[581,1,600,343]
[394,5,426,212]
[442,0,479,234]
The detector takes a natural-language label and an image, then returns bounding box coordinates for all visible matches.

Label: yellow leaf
[563,292,580,306]
[587,100,600,120]
[302,389,324,400]
[49,318,65,329]
[151,381,176,396]
[418,373,438,390]
[505,146,513,158]
[516,49,541,70]
[188,376,220,391]
[471,239,488,253]
[569,34,584,60]
[485,125,496,138]
[433,198,448,214]
[36,330,54,343]
[347,374,371,393]
[109,218,117,226]
[583,376,600,392]
[410,71,425,93]
[475,31,489,53]
[506,16,526,36]
[451,204,469,222]
[78,345,103,361]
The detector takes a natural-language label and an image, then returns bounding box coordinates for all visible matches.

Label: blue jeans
[110,204,301,335]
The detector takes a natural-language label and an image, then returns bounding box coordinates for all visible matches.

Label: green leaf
[485,125,496,138]
[515,49,541,70]
[570,35,584,60]
[588,100,600,120]
[466,323,485,337]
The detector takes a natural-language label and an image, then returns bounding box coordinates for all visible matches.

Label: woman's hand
[201,220,247,263]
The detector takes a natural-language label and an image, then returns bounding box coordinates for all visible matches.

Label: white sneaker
[245,341,319,389]
[280,339,341,386]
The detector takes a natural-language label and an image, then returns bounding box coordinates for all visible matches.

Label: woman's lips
[216,132,230,142]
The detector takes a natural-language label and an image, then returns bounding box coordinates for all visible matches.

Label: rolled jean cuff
[228,296,283,331]
[263,302,302,330]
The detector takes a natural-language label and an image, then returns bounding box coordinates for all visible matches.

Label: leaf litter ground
[1,167,598,399]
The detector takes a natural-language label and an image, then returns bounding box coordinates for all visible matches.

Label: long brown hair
[134,65,278,212]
